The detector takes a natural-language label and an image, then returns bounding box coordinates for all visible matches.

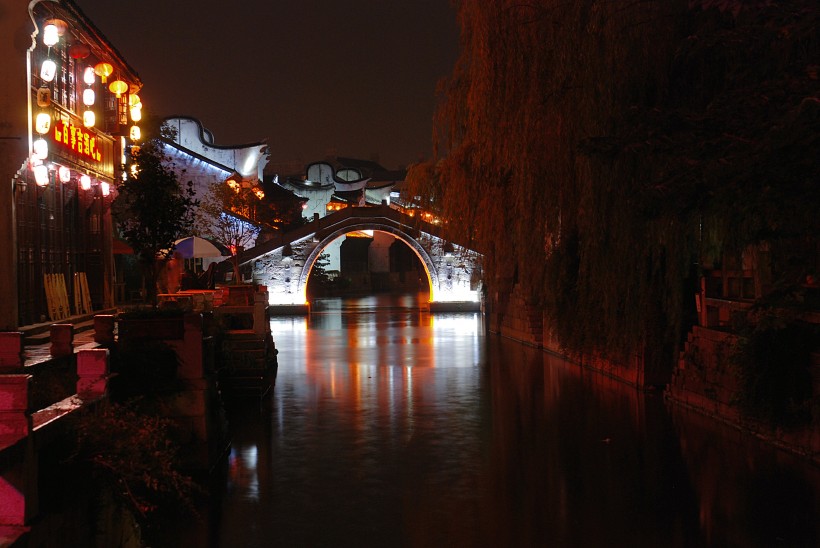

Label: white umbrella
[172,236,224,258]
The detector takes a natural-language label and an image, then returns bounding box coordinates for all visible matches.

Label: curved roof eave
[163,115,268,150]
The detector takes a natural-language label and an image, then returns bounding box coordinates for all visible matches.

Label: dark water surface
[184,294,819,547]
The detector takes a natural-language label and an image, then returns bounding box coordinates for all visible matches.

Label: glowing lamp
[129,125,141,141]
[253,187,265,199]
[35,112,51,134]
[129,105,142,121]
[100,182,110,196]
[130,163,139,177]
[226,175,240,192]
[80,174,91,190]
[83,66,95,85]
[109,79,128,97]
[83,110,95,128]
[94,62,113,83]
[45,18,67,36]
[82,88,95,106]
[128,94,141,107]
[42,24,59,47]
[33,138,48,159]
[34,164,50,186]
[40,59,57,82]
[37,86,51,107]
[58,166,71,183]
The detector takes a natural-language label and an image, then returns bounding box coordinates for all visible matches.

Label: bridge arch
[238,205,482,312]
[299,222,439,302]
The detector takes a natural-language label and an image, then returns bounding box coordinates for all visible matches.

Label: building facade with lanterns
[0,0,143,328]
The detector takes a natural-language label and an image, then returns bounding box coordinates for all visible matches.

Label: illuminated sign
[52,119,102,163]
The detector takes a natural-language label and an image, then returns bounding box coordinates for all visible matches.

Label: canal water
[184,293,819,547]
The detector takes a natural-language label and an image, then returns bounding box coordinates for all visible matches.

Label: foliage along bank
[408,0,819,389]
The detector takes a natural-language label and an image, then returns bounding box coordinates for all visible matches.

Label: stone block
[0,476,25,526]
[0,375,30,411]
[77,348,109,378]
[49,324,74,357]
[93,314,115,345]
[0,333,23,370]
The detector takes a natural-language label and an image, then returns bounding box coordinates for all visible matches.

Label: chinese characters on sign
[52,119,102,163]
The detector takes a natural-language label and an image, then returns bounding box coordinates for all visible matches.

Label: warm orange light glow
[34,164,49,186]
[42,24,59,47]
[40,59,57,82]
[109,79,128,97]
[83,66,95,85]
[35,112,51,135]
[94,62,113,83]
[83,110,95,128]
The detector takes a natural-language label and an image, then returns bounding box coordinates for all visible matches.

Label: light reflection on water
[192,294,819,548]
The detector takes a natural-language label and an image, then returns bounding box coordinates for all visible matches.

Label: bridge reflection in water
[177,293,819,547]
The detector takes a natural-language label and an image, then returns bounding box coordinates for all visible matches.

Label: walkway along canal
[170,293,819,547]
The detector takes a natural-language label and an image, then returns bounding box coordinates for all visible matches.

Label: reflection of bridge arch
[234,205,482,312]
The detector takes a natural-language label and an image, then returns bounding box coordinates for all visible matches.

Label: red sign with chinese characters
[52,119,103,163]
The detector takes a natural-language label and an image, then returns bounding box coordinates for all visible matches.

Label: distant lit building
[0,0,143,327]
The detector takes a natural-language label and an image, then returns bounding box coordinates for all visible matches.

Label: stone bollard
[49,324,74,357]
[76,348,109,398]
[0,333,24,370]
[0,374,32,449]
[93,314,115,345]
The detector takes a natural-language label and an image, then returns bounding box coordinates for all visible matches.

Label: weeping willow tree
[408,0,819,371]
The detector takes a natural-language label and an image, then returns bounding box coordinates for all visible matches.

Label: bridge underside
[235,206,483,314]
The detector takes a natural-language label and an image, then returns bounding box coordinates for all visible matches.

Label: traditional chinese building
[0,0,143,328]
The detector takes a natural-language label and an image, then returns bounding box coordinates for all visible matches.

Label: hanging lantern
[83,66,95,85]
[58,166,71,183]
[37,85,51,107]
[83,110,95,128]
[42,24,59,47]
[45,18,68,36]
[129,105,142,121]
[33,138,48,159]
[34,164,50,186]
[35,112,51,134]
[80,174,91,190]
[94,62,113,83]
[108,79,128,97]
[130,163,139,177]
[69,42,90,59]
[253,187,265,200]
[40,59,57,82]
[100,182,110,196]
[128,93,141,107]
[129,125,141,141]
[82,88,95,106]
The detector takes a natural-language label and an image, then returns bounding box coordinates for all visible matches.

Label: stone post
[76,349,109,398]
[0,375,31,449]
[93,314,115,345]
[0,333,24,370]
[49,324,74,357]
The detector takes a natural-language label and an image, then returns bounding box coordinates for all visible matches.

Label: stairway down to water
[220,329,277,395]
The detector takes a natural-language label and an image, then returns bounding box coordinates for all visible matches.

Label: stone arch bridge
[233,205,483,313]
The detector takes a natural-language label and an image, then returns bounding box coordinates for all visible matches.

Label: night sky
[76,0,460,170]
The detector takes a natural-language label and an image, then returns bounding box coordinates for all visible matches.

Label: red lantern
[68,42,90,59]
